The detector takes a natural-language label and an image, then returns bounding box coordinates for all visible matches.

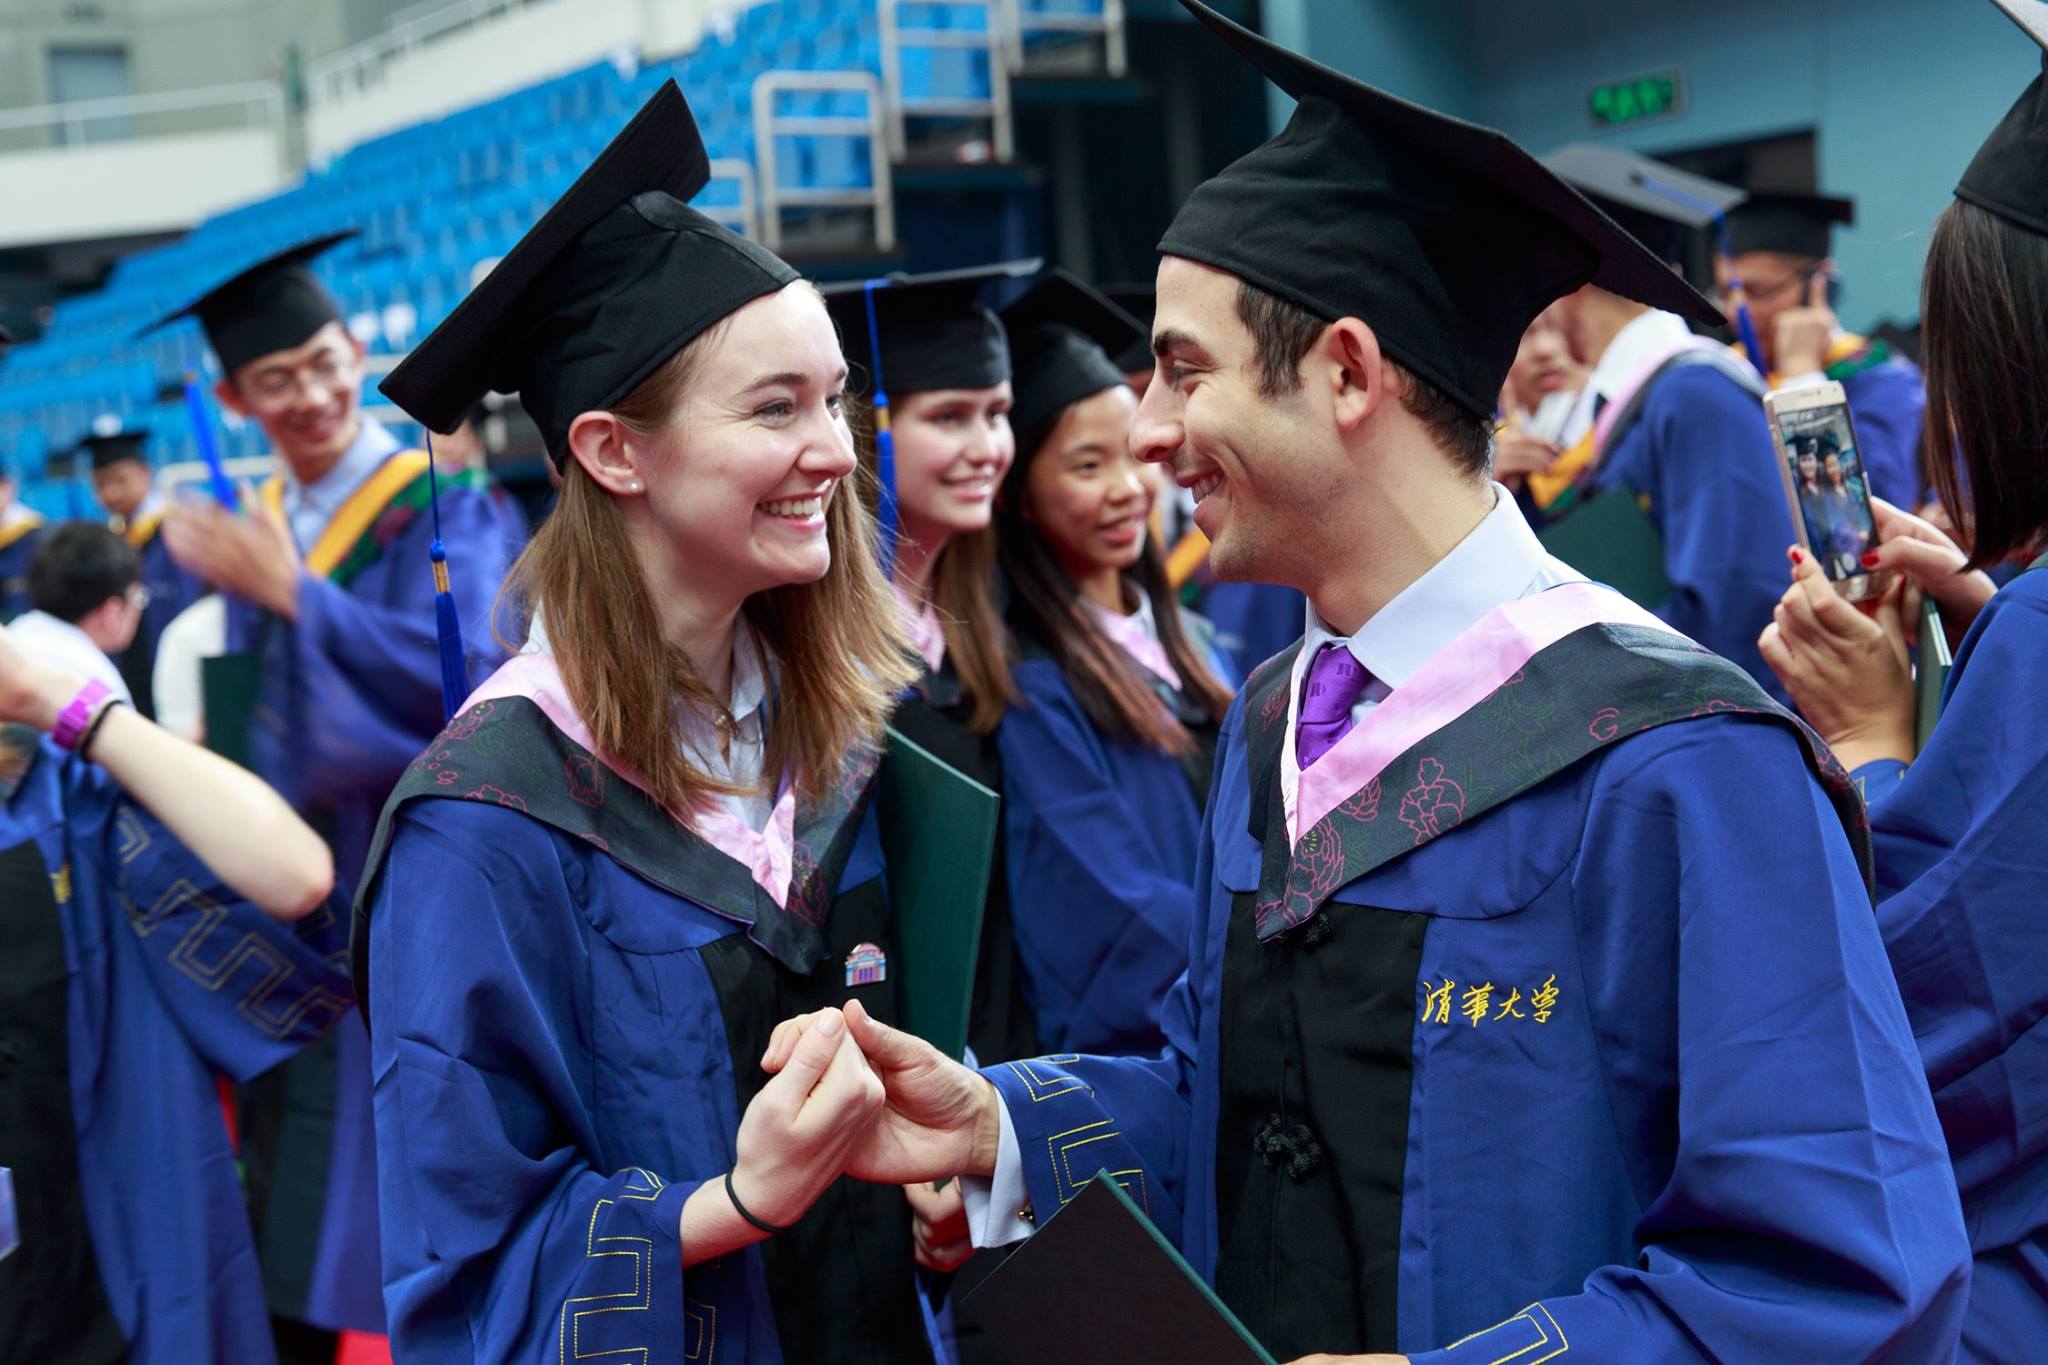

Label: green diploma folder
[1537,486,1673,611]
[200,651,264,770]
[963,1171,1278,1364]
[877,725,999,1061]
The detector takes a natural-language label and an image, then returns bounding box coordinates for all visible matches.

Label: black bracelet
[77,698,127,761]
[725,1168,791,1236]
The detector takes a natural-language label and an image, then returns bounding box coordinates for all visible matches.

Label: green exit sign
[1588,70,1686,128]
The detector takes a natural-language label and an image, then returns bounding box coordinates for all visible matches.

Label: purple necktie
[1296,643,1373,769]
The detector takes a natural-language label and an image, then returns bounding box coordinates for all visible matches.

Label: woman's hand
[1757,547,1916,769]
[765,998,1002,1186]
[0,625,85,732]
[905,1179,973,1272]
[730,1008,885,1229]
[1862,498,1997,636]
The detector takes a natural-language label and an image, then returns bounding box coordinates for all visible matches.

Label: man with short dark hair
[9,521,144,702]
[804,5,1971,1361]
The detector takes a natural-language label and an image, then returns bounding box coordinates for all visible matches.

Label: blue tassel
[863,279,898,579]
[424,435,468,722]
[181,373,240,511]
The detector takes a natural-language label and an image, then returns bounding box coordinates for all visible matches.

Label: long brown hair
[504,305,916,816]
[1922,199,2048,568]
[849,395,1016,733]
[997,403,1234,756]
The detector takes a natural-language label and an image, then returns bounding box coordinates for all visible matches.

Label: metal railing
[878,0,1014,162]
[307,0,550,102]
[0,81,285,153]
[752,71,895,253]
[702,157,763,242]
[997,0,1127,78]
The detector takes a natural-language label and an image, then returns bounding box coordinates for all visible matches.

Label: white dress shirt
[1557,308,1699,449]
[280,417,404,551]
[8,609,132,705]
[964,484,1583,1247]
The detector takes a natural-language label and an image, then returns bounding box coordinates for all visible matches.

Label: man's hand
[763,998,1002,1185]
[1491,423,1562,487]
[1772,269,1837,378]
[162,495,304,620]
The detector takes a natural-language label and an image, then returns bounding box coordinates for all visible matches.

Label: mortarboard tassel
[423,432,469,722]
[181,373,242,511]
[1637,174,1768,373]
[863,279,899,579]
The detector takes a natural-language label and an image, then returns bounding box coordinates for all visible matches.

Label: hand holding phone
[1764,381,1894,603]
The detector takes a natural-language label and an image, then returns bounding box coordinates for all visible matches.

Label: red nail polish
[1861,550,1881,568]
[1790,547,1805,564]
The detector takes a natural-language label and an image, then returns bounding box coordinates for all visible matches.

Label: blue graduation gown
[222,469,520,1332]
[118,524,207,719]
[0,737,351,1363]
[1193,581,1305,675]
[984,625,1969,1360]
[1852,566,2048,1363]
[0,519,45,620]
[356,692,935,1363]
[1840,357,1928,511]
[1590,363,1797,703]
[995,656,1217,1056]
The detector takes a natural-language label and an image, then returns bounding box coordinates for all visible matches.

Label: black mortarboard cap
[142,231,354,376]
[1958,0,2048,238]
[822,260,1038,397]
[999,270,1146,457]
[380,80,799,463]
[75,428,150,471]
[1102,283,1156,373]
[1158,0,1720,423]
[1726,190,1856,259]
[1539,144,1746,265]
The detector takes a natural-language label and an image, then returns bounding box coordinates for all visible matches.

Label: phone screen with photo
[1772,400,1878,582]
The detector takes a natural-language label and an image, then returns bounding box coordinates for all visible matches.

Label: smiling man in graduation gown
[143,235,523,1353]
[809,4,1974,1361]
[80,427,206,717]
[1720,190,1929,508]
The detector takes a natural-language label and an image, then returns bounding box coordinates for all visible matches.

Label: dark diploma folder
[878,725,998,1060]
[963,1172,1278,1365]
[200,652,263,769]
[1537,486,1673,611]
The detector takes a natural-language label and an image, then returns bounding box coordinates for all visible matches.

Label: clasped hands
[716,999,999,1272]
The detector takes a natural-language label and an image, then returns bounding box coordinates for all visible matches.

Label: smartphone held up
[1764,381,1895,603]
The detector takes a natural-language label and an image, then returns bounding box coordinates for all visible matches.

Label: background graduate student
[1536,146,1800,701]
[78,426,206,717]
[142,230,523,1354]
[357,81,943,1363]
[990,269,1235,1057]
[0,616,347,1364]
[1720,190,1929,508]
[824,262,1044,1068]
[1759,4,2048,1352]
[766,3,1971,1360]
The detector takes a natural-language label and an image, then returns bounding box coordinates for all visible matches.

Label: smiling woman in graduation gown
[988,271,1237,1056]
[1760,17,2048,1355]
[354,83,938,1363]
[824,263,1044,1068]
[0,622,347,1364]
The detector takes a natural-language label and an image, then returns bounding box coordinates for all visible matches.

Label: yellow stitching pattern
[683,1298,716,1363]
[1441,1303,1569,1364]
[1045,1120,1148,1215]
[114,807,148,865]
[123,876,348,1039]
[1006,1055,1085,1102]
[558,1169,668,1365]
